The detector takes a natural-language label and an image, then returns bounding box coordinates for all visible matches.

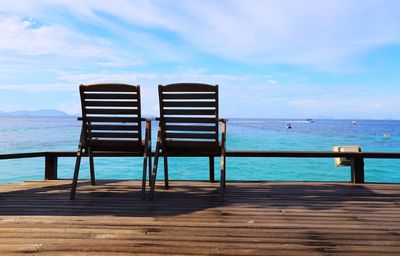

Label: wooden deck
[0,180,400,255]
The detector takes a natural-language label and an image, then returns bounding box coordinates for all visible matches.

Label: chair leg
[148,148,152,187]
[141,152,148,200]
[70,148,83,200]
[209,156,215,182]
[88,148,95,185]
[149,147,160,200]
[220,153,226,198]
[163,155,169,189]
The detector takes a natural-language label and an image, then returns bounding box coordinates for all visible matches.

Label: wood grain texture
[1,180,400,255]
[82,83,139,92]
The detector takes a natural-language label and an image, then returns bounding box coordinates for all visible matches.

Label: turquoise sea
[0,117,399,184]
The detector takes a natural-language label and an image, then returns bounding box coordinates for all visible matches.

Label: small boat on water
[352,120,357,125]
[286,122,292,129]
[384,133,390,139]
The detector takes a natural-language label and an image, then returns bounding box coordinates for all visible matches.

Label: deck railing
[1,150,400,184]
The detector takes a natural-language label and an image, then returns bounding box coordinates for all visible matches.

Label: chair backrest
[158,83,219,151]
[80,83,142,151]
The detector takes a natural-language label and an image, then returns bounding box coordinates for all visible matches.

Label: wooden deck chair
[70,83,151,200]
[149,83,227,199]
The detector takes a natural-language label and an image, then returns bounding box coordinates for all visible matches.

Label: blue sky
[0,0,400,119]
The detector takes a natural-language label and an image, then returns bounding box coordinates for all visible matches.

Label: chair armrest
[144,118,152,152]
[220,118,227,146]
[220,124,227,157]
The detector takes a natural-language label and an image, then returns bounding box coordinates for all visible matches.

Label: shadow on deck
[1,180,400,255]
[0,180,399,217]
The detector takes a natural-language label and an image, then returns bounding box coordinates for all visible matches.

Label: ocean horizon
[0,116,399,184]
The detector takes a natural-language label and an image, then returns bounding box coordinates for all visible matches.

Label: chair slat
[85,117,139,123]
[164,117,216,123]
[84,101,139,107]
[163,101,216,108]
[162,93,216,99]
[83,83,139,92]
[83,93,139,99]
[165,132,216,139]
[161,83,217,92]
[163,109,216,116]
[165,141,219,149]
[165,125,217,132]
[87,124,140,131]
[87,140,143,150]
[85,109,139,115]
[88,132,139,138]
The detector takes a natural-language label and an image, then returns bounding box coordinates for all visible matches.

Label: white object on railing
[333,145,361,167]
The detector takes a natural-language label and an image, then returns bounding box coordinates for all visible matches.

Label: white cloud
[0,1,399,118]
[0,70,280,115]
[285,85,400,119]
[0,15,141,66]
[20,0,398,69]
[57,70,266,86]
[267,80,278,85]
[1,71,399,118]
[0,83,75,92]
[0,16,93,57]
[176,0,400,68]
[1,1,400,69]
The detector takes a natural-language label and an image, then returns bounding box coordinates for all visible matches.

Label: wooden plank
[87,125,140,131]
[1,231,400,246]
[85,109,139,115]
[3,151,400,161]
[165,132,216,139]
[162,101,216,108]
[225,151,366,158]
[88,132,140,139]
[165,140,219,148]
[163,109,216,115]
[162,93,216,99]
[163,117,216,123]
[83,93,139,99]
[161,83,217,92]
[85,117,139,123]
[359,152,400,158]
[82,84,139,92]
[87,140,142,150]
[165,124,217,132]
[0,152,45,160]
[84,101,139,107]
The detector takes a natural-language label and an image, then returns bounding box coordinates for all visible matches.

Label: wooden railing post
[209,157,215,182]
[45,154,58,180]
[351,157,364,184]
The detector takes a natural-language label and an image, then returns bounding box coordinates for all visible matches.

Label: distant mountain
[8,111,31,116]
[3,109,70,117]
